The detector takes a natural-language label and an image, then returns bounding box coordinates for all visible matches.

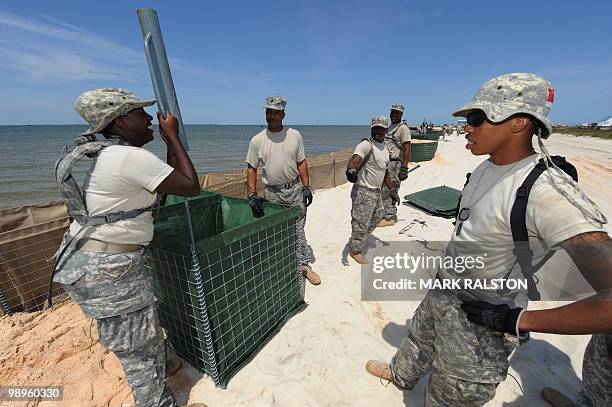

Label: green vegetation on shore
[553,126,612,140]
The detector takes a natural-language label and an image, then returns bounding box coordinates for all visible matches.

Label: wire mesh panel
[410,141,438,162]
[0,201,70,315]
[145,191,304,387]
[404,185,461,218]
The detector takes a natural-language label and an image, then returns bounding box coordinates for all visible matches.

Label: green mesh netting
[145,191,305,388]
[404,185,461,218]
[410,141,438,162]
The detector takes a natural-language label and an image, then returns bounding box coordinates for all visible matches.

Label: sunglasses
[465,110,488,127]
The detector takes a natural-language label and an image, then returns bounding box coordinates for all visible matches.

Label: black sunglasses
[465,110,488,127]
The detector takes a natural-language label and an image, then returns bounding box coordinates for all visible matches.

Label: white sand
[1,133,609,407]
[181,133,611,406]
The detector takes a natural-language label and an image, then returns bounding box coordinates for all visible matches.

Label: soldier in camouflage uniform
[541,333,612,406]
[379,103,412,227]
[53,89,203,407]
[366,73,611,406]
[346,116,399,264]
[245,96,320,285]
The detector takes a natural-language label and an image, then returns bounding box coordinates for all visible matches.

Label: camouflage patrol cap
[74,88,156,135]
[264,96,287,111]
[391,103,405,112]
[452,73,555,137]
[371,116,389,128]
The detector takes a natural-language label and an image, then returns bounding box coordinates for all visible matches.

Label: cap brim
[79,99,157,136]
[370,125,388,129]
[263,105,285,110]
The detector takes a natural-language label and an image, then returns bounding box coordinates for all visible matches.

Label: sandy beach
[1,132,610,407]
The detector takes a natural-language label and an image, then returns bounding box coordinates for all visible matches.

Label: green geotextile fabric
[404,185,461,218]
[145,191,304,387]
[410,142,438,162]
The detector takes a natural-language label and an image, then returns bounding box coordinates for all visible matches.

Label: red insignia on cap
[547,88,555,104]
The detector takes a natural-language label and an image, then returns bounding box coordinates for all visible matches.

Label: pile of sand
[0,300,133,406]
[1,133,610,406]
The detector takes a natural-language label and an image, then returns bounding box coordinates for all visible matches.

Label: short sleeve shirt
[245,127,305,186]
[353,139,390,189]
[67,145,173,245]
[439,154,607,307]
[385,123,411,159]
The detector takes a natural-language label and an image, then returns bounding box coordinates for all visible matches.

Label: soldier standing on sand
[365,73,611,406]
[245,96,321,286]
[53,89,206,407]
[346,116,400,264]
[379,104,411,227]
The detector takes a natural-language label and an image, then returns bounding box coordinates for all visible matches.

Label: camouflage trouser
[349,184,383,253]
[98,304,176,407]
[382,160,401,220]
[576,333,612,407]
[390,290,518,407]
[264,182,315,266]
[57,249,175,407]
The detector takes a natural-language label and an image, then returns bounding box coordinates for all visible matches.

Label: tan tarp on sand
[0,148,354,316]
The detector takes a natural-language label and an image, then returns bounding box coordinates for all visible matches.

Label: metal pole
[137,8,221,385]
[137,8,189,150]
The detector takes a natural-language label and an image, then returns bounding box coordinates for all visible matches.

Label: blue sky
[0,1,610,125]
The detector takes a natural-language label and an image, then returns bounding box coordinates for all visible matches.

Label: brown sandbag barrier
[0,147,354,316]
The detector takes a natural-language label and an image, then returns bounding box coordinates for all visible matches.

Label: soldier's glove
[459,296,524,336]
[346,168,358,183]
[302,186,313,207]
[398,166,409,181]
[390,189,400,206]
[248,192,265,218]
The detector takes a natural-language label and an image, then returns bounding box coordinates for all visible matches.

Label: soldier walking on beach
[245,96,321,286]
[346,116,400,264]
[379,104,411,227]
[365,73,611,406]
[53,89,205,407]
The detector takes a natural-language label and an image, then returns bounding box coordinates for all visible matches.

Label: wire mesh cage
[144,191,305,387]
[410,141,438,162]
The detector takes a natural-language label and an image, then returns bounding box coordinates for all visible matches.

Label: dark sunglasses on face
[466,110,488,127]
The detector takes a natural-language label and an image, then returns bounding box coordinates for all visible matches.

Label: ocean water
[0,124,366,209]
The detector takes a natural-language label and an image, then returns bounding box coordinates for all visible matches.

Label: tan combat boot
[166,353,183,377]
[300,265,321,285]
[541,387,575,407]
[377,218,396,228]
[366,360,397,385]
[350,251,368,264]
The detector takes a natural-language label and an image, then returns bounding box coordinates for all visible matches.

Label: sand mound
[0,300,133,407]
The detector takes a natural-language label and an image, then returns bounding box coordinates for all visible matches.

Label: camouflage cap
[74,88,156,136]
[371,115,389,128]
[391,103,405,112]
[452,73,554,137]
[264,96,287,111]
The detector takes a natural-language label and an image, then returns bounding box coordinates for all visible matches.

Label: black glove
[390,188,400,206]
[398,166,409,181]
[459,296,524,336]
[346,168,358,183]
[248,192,265,218]
[302,186,313,207]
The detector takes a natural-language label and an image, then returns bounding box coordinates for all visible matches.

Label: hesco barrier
[410,140,438,162]
[0,147,353,317]
[199,148,354,198]
[144,191,305,387]
[0,201,69,316]
[412,131,442,141]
